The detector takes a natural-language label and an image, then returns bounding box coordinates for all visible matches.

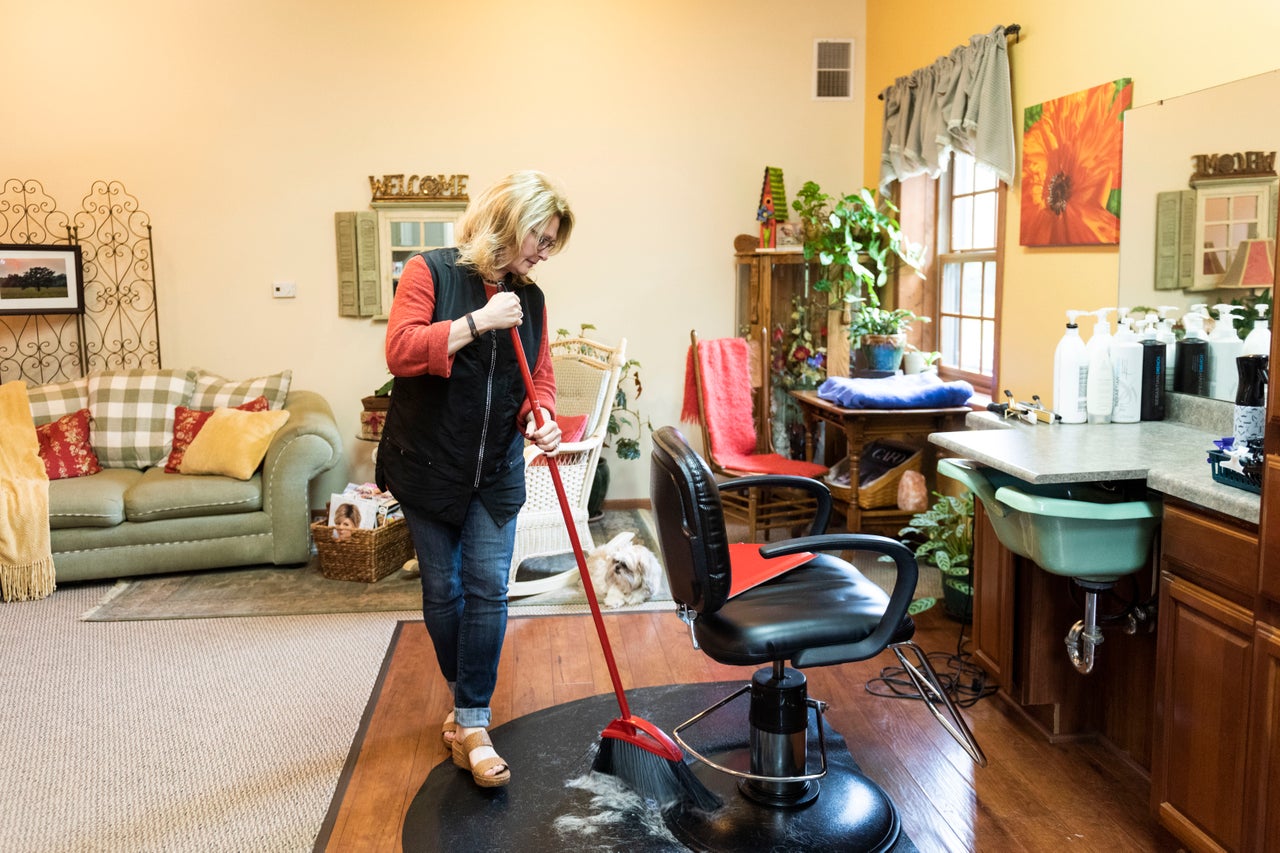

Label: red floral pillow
[35,409,102,480]
[165,395,270,473]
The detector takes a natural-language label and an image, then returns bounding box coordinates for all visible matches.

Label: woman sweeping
[378,170,574,788]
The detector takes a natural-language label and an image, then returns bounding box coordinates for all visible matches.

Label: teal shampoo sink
[938,458,1161,583]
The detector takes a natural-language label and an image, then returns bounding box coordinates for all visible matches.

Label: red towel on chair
[682,338,827,478]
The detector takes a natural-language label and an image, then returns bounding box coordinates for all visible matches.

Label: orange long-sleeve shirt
[385,253,555,425]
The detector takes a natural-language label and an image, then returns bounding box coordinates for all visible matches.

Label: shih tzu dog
[579,531,663,609]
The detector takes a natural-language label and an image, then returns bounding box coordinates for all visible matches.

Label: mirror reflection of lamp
[1218,237,1275,289]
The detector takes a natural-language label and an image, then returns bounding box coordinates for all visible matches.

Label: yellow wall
[866,0,1280,402]
[7,0,867,499]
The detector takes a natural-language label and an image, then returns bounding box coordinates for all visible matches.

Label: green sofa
[46,388,345,583]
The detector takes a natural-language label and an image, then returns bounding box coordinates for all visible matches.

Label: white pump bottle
[1085,308,1115,424]
[1111,315,1143,423]
[1243,303,1271,357]
[1053,310,1088,424]
[1207,304,1245,402]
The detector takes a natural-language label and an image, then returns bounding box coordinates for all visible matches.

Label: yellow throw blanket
[0,381,55,601]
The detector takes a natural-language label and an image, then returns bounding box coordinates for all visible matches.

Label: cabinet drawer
[1162,501,1259,598]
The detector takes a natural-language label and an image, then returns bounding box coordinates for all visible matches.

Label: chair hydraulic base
[666,662,900,852]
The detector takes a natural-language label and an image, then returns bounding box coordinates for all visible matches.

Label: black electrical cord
[865,615,998,708]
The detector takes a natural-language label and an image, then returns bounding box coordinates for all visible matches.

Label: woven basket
[311,517,414,583]
[856,443,922,509]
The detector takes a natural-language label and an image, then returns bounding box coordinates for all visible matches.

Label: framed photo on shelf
[0,244,85,315]
[776,220,805,247]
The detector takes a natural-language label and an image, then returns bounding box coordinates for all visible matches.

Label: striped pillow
[26,377,89,426]
[190,369,292,411]
[87,369,197,469]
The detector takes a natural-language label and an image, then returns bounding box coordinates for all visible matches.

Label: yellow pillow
[179,407,291,479]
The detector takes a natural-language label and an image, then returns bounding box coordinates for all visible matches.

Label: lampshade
[1218,237,1275,289]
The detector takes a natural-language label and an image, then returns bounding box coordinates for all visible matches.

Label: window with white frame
[935,150,1002,390]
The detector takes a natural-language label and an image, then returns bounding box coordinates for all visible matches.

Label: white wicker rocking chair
[507,335,626,597]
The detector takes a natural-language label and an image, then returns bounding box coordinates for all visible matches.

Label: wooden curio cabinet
[733,246,824,452]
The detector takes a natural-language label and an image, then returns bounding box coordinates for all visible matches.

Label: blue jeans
[402,496,515,729]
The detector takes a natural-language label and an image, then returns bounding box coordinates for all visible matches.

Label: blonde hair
[455,170,574,282]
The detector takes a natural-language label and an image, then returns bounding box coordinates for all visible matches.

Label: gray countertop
[929,410,1260,525]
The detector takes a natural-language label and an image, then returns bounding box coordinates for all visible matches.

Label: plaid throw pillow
[190,369,292,411]
[87,369,197,469]
[26,377,89,426]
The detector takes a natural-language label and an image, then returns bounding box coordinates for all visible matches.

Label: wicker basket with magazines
[310,516,414,583]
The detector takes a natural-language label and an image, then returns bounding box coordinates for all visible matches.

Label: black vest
[377,248,545,527]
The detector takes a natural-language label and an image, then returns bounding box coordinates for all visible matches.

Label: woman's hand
[475,292,524,331]
[525,407,561,454]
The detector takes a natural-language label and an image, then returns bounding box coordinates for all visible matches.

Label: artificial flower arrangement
[771,294,827,392]
[770,294,827,457]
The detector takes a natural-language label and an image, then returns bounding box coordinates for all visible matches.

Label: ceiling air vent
[814,39,853,100]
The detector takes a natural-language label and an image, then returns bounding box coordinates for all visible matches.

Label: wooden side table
[789,390,970,536]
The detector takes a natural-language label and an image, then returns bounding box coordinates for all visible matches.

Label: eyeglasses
[532,232,557,253]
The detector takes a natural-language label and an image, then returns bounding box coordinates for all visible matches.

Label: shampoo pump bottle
[1053,310,1089,424]
[1155,309,1179,392]
[1111,318,1143,423]
[1085,308,1115,424]
[1140,338,1167,421]
[1174,308,1210,396]
[1207,304,1245,402]
[1243,303,1271,357]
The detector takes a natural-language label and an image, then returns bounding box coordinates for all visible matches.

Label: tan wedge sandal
[451,729,511,788]
[441,713,456,748]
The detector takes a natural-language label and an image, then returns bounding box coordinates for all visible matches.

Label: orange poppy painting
[1020,79,1134,246]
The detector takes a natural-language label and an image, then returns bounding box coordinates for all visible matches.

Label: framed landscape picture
[0,244,85,315]
[1020,78,1134,246]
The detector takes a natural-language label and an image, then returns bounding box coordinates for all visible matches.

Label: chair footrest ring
[671,683,830,785]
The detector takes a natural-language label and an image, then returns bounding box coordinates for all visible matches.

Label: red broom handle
[508,328,632,721]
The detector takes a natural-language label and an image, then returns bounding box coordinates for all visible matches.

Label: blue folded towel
[818,372,974,409]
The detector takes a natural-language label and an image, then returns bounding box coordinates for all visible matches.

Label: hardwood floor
[317,605,1182,852]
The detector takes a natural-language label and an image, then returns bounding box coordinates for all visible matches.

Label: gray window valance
[878,25,1015,189]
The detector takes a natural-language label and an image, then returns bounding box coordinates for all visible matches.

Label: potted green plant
[847,301,930,372]
[899,489,975,622]
[791,181,925,373]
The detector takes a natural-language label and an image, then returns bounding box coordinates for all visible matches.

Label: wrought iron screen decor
[0,178,160,385]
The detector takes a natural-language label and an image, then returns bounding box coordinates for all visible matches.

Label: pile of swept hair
[455,170,574,284]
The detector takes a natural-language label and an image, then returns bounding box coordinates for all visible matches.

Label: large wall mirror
[1118,69,1279,399]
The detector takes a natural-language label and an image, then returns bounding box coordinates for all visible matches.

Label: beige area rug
[81,509,672,622]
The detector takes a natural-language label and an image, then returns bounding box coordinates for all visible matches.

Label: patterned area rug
[81,509,668,622]
[78,508,936,622]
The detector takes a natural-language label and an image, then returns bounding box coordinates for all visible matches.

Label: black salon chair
[650,426,984,851]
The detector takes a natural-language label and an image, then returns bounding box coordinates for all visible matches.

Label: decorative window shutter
[814,39,853,100]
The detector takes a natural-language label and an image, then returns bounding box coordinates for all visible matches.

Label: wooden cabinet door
[1260,455,1280,605]
[1152,573,1254,852]
[970,501,1014,688]
[1248,623,1280,851]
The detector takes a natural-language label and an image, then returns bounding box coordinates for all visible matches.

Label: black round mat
[402,682,917,852]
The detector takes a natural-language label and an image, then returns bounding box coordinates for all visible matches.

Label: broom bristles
[593,737,722,812]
